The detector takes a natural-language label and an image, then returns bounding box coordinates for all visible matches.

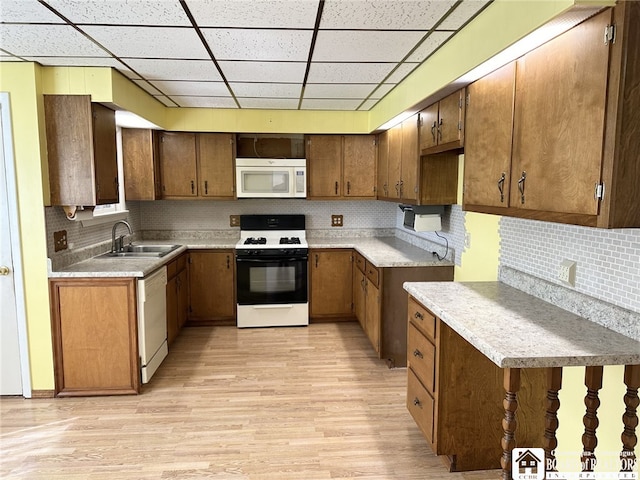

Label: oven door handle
[236,257,308,263]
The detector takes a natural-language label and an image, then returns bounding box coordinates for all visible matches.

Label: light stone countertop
[308,237,452,268]
[50,236,450,278]
[403,281,640,369]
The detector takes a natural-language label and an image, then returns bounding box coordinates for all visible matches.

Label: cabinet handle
[226,255,230,269]
[413,349,423,359]
[517,171,526,204]
[497,172,506,203]
[315,254,319,268]
[191,180,195,194]
[413,398,422,408]
[430,121,437,142]
[383,183,388,196]
[395,182,400,195]
[347,181,351,194]
[437,118,443,142]
[414,311,424,321]
[361,277,366,290]
[399,180,404,198]
[204,180,208,195]
[335,181,339,195]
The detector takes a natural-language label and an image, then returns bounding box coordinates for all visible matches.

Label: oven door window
[237,257,307,305]
[241,169,290,194]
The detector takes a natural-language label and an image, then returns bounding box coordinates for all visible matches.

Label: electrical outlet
[558,259,576,286]
[331,214,343,227]
[54,230,68,252]
[230,215,241,227]
[464,232,471,249]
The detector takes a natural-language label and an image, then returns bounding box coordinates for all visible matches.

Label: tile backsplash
[499,217,640,313]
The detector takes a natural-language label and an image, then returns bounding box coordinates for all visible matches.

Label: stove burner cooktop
[279,237,301,245]
[244,237,267,245]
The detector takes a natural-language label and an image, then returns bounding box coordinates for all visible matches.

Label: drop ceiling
[0,0,491,111]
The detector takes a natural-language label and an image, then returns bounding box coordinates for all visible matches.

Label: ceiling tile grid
[0,0,492,111]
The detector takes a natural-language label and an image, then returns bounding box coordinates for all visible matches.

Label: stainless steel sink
[99,244,182,258]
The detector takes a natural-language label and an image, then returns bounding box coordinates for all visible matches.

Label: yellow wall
[0,62,54,390]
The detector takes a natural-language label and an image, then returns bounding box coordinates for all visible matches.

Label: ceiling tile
[304,83,376,99]
[122,59,222,81]
[153,95,179,107]
[386,62,420,83]
[238,98,300,109]
[202,29,313,61]
[24,56,127,70]
[131,80,164,96]
[313,30,424,62]
[0,0,64,23]
[230,83,301,98]
[370,84,396,99]
[186,0,319,28]
[300,98,363,110]
[0,24,107,57]
[358,99,379,111]
[406,31,454,62]
[218,61,306,83]
[82,26,209,59]
[438,0,491,30]
[172,96,238,108]
[320,0,457,29]
[150,80,230,97]
[307,62,395,84]
[46,0,191,26]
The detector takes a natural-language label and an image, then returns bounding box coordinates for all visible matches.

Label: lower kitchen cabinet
[353,253,453,367]
[188,250,235,325]
[49,277,140,396]
[309,249,354,320]
[406,296,546,471]
[166,253,188,346]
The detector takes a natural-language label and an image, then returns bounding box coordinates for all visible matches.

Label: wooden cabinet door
[198,133,235,198]
[419,103,439,152]
[122,129,161,201]
[92,103,119,204]
[307,135,342,198]
[343,135,376,198]
[159,132,198,197]
[189,251,235,321]
[365,279,380,354]
[437,90,465,149]
[387,124,403,199]
[376,131,389,198]
[166,275,178,346]
[511,9,611,215]
[352,268,366,329]
[310,249,353,317]
[176,268,189,329]
[464,62,516,208]
[49,278,139,396]
[400,115,419,203]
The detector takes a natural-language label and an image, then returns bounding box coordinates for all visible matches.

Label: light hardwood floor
[1,323,499,479]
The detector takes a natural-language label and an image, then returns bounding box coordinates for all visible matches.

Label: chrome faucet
[111,220,133,253]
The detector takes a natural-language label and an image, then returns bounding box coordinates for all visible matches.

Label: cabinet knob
[413,398,422,408]
[413,349,423,359]
[414,311,424,320]
[0,266,10,276]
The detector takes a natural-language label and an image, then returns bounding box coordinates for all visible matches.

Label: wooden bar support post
[582,365,604,472]
[544,367,563,472]
[502,368,521,480]
[621,364,640,472]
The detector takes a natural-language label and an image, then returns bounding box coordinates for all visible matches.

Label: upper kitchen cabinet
[463,62,516,210]
[158,132,236,199]
[122,128,162,201]
[306,135,376,199]
[44,95,118,206]
[419,89,466,155]
[464,4,640,228]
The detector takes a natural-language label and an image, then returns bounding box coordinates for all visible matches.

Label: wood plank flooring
[1,323,499,479]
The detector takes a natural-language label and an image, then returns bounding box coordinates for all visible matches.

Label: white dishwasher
[138,266,168,384]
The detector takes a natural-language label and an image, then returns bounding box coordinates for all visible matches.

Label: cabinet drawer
[365,263,379,287]
[166,258,178,279]
[175,253,187,273]
[408,297,436,341]
[354,251,366,273]
[407,368,435,444]
[407,322,436,394]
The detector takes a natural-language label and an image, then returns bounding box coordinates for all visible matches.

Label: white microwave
[235,158,307,198]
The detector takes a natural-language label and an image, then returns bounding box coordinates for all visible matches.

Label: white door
[0,94,30,396]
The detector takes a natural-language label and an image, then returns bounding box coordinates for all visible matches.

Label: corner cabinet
[463,4,640,228]
[166,253,188,346]
[188,250,236,325]
[306,135,377,199]
[122,128,162,201]
[159,132,236,199]
[309,249,354,319]
[406,296,545,472]
[49,277,140,396]
[44,95,118,206]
